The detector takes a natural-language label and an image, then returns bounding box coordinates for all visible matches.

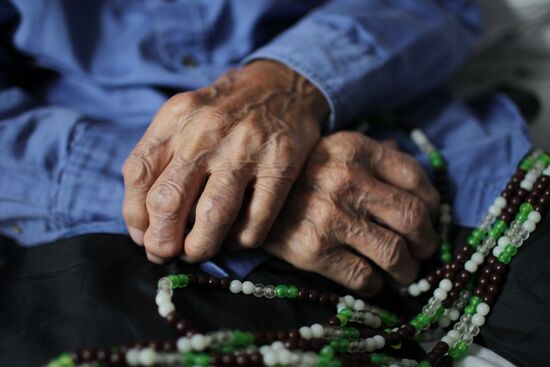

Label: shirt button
[181,54,197,67]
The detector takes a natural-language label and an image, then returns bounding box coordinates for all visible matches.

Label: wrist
[244,60,330,129]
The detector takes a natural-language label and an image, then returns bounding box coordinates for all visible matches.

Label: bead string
[47,141,550,367]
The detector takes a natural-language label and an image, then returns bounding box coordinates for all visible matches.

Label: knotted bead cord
[47,134,550,367]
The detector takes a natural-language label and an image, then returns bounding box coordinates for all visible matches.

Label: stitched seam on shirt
[50,120,90,230]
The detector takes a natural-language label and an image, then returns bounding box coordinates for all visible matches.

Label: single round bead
[434,289,448,301]
[264,285,277,299]
[464,260,478,273]
[271,341,284,351]
[439,279,452,292]
[528,211,542,223]
[492,245,504,257]
[497,236,510,246]
[138,348,156,366]
[448,309,460,321]
[241,281,254,295]
[471,314,486,327]
[263,351,277,366]
[494,197,507,208]
[125,349,139,366]
[408,284,421,297]
[155,292,171,308]
[522,220,536,233]
[308,290,320,303]
[277,349,292,365]
[158,302,175,317]
[471,252,485,265]
[476,302,490,316]
[311,324,324,338]
[353,299,366,311]
[190,334,208,351]
[176,337,191,353]
[520,180,534,190]
[253,283,265,297]
[438,316,451,328]
[343,295,355,307]
[489,204,501,216]
[299,327,312,340]
[229,280,242,294]
[373,335,385,349]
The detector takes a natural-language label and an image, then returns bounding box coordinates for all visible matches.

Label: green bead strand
[287,285,299,298]
[275,284,288,298]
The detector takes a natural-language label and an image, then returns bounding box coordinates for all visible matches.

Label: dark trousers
[1,214,549,366]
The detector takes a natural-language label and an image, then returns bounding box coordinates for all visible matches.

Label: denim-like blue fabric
[0,0,531,278]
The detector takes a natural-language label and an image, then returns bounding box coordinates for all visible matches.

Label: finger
[318,248,383,295]
[232,175,293,248]
[369,143,439,213]
[143,159,204,262]
[181,169,250,262]
[122,140,171,245]
[355,176,438,260]
[344,218,419,284]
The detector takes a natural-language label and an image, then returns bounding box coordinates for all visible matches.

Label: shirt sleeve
[243,0,481,132]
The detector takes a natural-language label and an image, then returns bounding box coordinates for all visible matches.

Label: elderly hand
[122,61,328,263]
[263,131,440,294]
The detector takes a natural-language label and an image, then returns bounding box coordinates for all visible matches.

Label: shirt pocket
[145,0,207,70]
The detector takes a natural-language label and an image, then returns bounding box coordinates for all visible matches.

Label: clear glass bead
[157,277,172,291]
[348,341,360,353]
[460,314,472,323]
[422,304,438,317]
[461,332,474,344]
[253,284,265,297]
[454,321,467,333]
[518,228,530,241]
[263,285,276,299]
[467,324,480,336]
[483,236,496,248]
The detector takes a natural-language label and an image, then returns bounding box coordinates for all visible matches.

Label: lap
[1,218,548,366]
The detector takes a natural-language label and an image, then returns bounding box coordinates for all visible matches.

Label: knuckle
[196,195,234,228]
[122,200,145,226]
[184,239,218,262]
[379,235,406,271]
[331,131,363,144]
[196,173,240,226]
[200,108,229,129]
[401,196,428,232]
[165,92,201,111]
[122,153,154,190]
[146,181,182,219]
[238,225,265,248]
[345,261,374,291]
[403,160,424,188]
[145,236,181,259]
[317,205,337,230]
[336,166,355,191]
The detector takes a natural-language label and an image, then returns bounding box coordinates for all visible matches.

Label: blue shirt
[0,0,531,278]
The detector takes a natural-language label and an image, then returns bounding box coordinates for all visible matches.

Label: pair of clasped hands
[122,61,440,296]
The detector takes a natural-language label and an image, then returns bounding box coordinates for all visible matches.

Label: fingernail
[128,226,144,246]
[146,252,164,264]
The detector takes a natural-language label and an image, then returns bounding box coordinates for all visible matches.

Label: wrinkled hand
[122,61,328,263]
[264,132,440,294]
